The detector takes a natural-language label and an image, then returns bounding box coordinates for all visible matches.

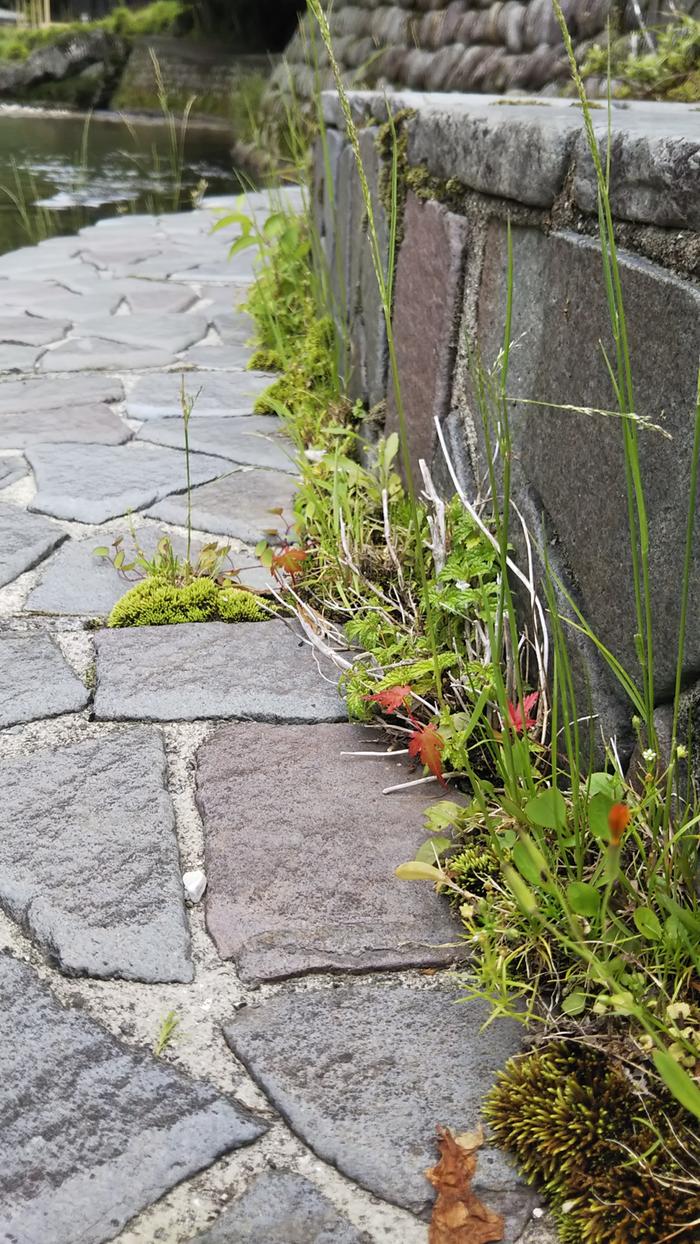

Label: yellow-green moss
[107,576,269,627]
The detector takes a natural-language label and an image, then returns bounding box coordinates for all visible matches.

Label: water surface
[0,106,246,255]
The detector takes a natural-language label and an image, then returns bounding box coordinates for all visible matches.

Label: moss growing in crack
[375,110,471,254]
[485,1042,700,1244]
[107,576,269,628]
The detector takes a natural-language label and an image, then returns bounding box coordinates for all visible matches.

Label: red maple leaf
[365,684,413,714]
[507,692,539,734]
[408,721,446,786]
[270,545,308,580]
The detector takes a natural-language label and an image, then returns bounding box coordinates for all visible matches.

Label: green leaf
[587,771,623,800]
[589,793,614,840]
[633,906,662,941]
[525,787,567,831]
[512,839,544,887]
[395,861,444,883]
[424,800,464,831]
[93,546,110,557]
[503,865,538,915]
[498,829,517,849]
[567,881,601,918]
[561,990,587,1016]
[228,234,258,258]
[653,1048,700,1120]
[415,836,452,864]
[113,550,125,570]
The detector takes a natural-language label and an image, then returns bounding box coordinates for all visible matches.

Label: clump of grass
[582,15,700,102]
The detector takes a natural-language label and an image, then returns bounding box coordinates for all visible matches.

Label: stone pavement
[0,191,555,1243]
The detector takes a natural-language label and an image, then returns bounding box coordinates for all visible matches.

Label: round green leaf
[561,990,587,1016]
[633,906,662,941]
[566,881,601,918]
[589,793,614,840]
[525,787,567,831]
[653,1048,700,1120]
[512,839,544,887]
[415,836,452,864]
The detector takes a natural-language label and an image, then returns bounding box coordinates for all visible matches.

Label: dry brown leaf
[426,1125,505,1244]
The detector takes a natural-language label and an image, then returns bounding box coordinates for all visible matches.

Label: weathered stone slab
[193,1172,370,1244]
[0,282,122,320]
[1,730,194,982]
[0,504,65,588]
[127,370,274,419]
[197,722,466,983]
[94,622,345,723]
[0,954,265,1244]
[146,469,297,545]
[182,343,253,370]
[0,634,88,727]
[0,402,130,448]
[79,242,162,269]
[225,982,533,1231]
[212,311,255,345]
[0,315,70,346]
[39,337,178,373]
[469,224,700,699]
[0,372,123,414]
[116,279,198,315]
[87,311,209,353]
[26,525,215,617]
[138,415,294,471]
[0,343,45,372]
[386,194,469,479]
[0,455,26,489]
[26,442,227,524]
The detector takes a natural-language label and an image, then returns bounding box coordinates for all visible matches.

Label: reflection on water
[0,106,247,255]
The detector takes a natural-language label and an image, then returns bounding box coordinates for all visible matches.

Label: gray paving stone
[1,730,194,982]
[27,441,227,523]
[94,622,345,723]
[224,982,533,1230]
[0,372,123,414]
[0,503,65,588]
[0,315,70,346]
[0,282,123,320]
[0,343,45,373]
[146,469,297,545]
[193,1172,370,1243]
[78,242,163,270]
[138,415,295,471]
[0,954,265,1244]
[212,311,255,345]
[0,455,26,489]
[182,343,253,370]
[39,337,178,373]
[197,722,466,983]
[116,279,198,315]
[127,369,274,418]
[0,634,88,728]
[0,402,130,448]
[87,311,210,353]
[26,525,215,617]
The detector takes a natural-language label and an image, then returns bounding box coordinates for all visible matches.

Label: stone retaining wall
[279,0,700,100]
[116,37,271,113]
[314,89,700,757]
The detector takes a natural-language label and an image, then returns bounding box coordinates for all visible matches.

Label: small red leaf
[270,545,308,579]
[507,691,539,734]
[408,721,446,786]
[365,684,413,714]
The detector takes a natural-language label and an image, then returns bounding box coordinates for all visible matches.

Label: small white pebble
[183,869,207,903]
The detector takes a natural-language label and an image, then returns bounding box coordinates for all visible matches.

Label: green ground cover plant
[0,3,186,62]
[582,15,700,102]
[232,3,700,1235]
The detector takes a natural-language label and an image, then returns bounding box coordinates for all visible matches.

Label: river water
[0,106,246,256]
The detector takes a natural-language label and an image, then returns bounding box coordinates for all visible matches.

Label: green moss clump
[107,576,268,627]
[582,17,700,102]
[485,1042,700,1244]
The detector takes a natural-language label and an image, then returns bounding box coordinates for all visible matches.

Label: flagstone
[0,343,45,372]
[26,441,227,523]
[0,372,123,414]
[0,503,65,588]
[146,469,297,545]
[0,402,130,448]
[93,621,345,723]
[137,415,294,471]
[192,1172,371,1243]
[197,722,466,983]
[86,311,210,353]
[224,983,534,1231]
[39,337,178,373]
[0,954,265,1244]
[127,369,274,418]
[0,633,88,728]
[0,316,70,346]
[0,456,26,488]
[0,729,193,982]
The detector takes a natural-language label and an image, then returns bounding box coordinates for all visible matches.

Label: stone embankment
[315,88,700,764]
[0,189,554,1242]
[278,0,700,99]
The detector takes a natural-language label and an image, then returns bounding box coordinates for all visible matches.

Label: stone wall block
[357,127,390,409]
[500,0,527,52]
[455,11,478,42]
[470,45,508,90]
[331,5,372,37]
[439,1,471,44]
[523,0,561,49]
[444,45,492,89]
[386,194,471,480]
[573,120,700,231]
[403,47,435,87]
[424,43,470,90]
[470,222,700,698]
[372,8,411,42]
[576,0,614,38]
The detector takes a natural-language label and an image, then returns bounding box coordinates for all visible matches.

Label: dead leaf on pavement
[426,1125,505,1244]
